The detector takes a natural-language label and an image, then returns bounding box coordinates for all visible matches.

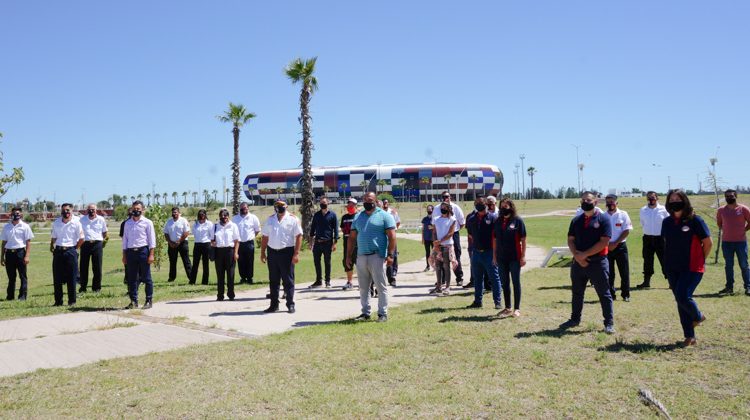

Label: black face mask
[275,206,286,214]
[440,208,449,215]
[475,203,486,212]
[12,213,21,221]
[581,202,595,212]
[726,197,737,205]
[61,210,71,218]
[87,209,95,216]
[131,210,142,217]
[320,204,328,210]
[648,198,657,205]
[363,202,375,211]
[220,217,229,224]
[606,204,616,211]
[667,201,685,213]
[240,209,248,215]
[500,208,511,217]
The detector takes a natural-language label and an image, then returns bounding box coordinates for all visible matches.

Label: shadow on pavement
[208,310,268,317]
[166,297,265,305]
[315,296,360,301]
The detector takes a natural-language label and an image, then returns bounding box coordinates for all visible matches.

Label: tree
[469,174,478,200]
[0,132,24,200]
[217,102,256,216]
[443,173,452,195]
[339,182,347,200]
[527,166,537,200]
[276,186,284,200]
[290,185,299,206]
[154,193,161,205]
[359,180,369,196]
[202,189,209,206]
[146,193,152,206]
[398,178,407,202]
[192,191,198,206]
[172,191,178,206]
[212,189,218,203]
[182,191,188,207]
[419,176,431,202]
[285,56,318,243]
[377,179,387,193]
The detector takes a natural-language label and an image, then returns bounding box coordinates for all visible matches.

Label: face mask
[240,209,248,215]
[12,213,21,221]
[131,210,142,217]
[475,203,486,212]
[363,202,375,211]
[347,207,356,215]
[440,208,449,215]
[442,197,450,202]
[220,217,228,224]
[320,204,328,210]
[667,201,685,213]
[61,210,71,218]
[275,206,286,214]
[606,204,616,211]
[173,214,179,220]
[648,198,657,205]
[726,197,737,205]
[87,209,95,216]
[580,202,595,212]
[500,208,511,217]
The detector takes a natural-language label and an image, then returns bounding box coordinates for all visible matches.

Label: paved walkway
[0,234,546,377]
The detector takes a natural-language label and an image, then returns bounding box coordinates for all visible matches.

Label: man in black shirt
[309,197,339,288]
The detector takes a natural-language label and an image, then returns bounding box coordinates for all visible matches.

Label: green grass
[0,226,425,320]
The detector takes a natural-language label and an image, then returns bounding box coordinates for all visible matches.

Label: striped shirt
[352,208,396,257]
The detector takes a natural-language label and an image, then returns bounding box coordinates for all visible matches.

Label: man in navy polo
[466,196,502,309]
[560,191,615,334]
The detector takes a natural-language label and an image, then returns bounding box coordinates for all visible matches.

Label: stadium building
[243,163,503,204]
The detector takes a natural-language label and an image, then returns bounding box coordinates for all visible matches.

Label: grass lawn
[0,224,425,320]
[1,205,748,417]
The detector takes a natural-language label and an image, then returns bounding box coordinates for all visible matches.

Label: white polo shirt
[640,204,669,236]
[385,208,401,226]
[51,217,84,247]
[262,213,303,250]
[604,209,633,243]
[192,220,214,244]
[232,213,262,242]
[80,215,108,241]
[432,202,465,227]
[214,221,240,248]
[163,217,191,242]
[1,221,35,249]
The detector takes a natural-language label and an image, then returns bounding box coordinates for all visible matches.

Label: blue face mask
[12,213,21,221]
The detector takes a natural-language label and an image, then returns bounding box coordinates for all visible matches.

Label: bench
[541,246,573,267]
[398,219,423,234]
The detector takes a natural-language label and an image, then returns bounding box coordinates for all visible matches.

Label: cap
[347,198,358,205]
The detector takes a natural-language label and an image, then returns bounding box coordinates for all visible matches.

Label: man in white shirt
[637,191,669,289]
[382,199,400,286]
[190,209,214,285]
[50,203,84,306]
[163,207,192,283]
[603,195,633,301]
[78,203,108,293]
[260,199,303,314]
[432,192,466,286]
[1,207,34,301]
[232,202,261,284]
[212,209,240,301]
[122,201,156,309]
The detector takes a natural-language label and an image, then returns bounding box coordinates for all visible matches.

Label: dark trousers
[238,240,256,282]
[5,249,28,299]
[471,250,501,305]
[423,241,433,265]
[268,247,295,308]
[666,271,703,338]
[53,247,79,305]
[642,235,665,284]
[190,242,212,284]
[499,259,521,310]
[126,247,153,304]
[453,231,464,280]
[79,241,103,292]
[313,240,333,283]
[468,245,489,288]
[214,247,236,299]
[168,241,192,281]
[607,242,631,298]
[386,246,399,282]
[342,236,357,271]
[570,258,614,327]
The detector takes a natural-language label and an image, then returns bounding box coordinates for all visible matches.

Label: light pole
[514,163,520,199]
[519,154,526,199]
[572,144,582,193]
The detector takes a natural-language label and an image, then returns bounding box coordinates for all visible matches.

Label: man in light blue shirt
[346,192,397,322]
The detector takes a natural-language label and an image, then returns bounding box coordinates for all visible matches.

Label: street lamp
[519,154,526,199]
[571,144,582,193]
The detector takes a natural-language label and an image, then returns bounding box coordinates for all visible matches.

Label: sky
[1,1,748,206]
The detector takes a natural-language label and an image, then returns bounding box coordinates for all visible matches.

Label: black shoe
[463,281,474,289]
[228,296,235,301]
[78,288,86,294]
[377,314,388,323]
[718,287,734,295]
[559,319,580,329]
[142,300,152,309]
[188,281,196,285]
[18,295,26,301]
[746,288,750,296]
[125,301,138,309]
[288,305,296,314]
[264,305,279,313]
[6,296,14,301]
[635,282,650,289]
[456,280,463,287]
[466,302,482,309]
[354,313,371,321]
[216,296,224,301]
[325,282,331,288]
[389,280,397,287]
[53,302,63,307]
[623,296,631,302]
[167,278,175,282]
[202,282,209,285]
[248,279,254,285]
[309,281,323,289]
[266,293,272,299]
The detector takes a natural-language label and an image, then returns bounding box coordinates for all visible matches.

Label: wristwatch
[387,253,394,258]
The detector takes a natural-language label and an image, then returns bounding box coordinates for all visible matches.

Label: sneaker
[494,303,502,310]
[354,313,371,321]
[325,282,331,288]
[559,319,580,329]
[288,305,296,314]
[389,280,397,287]
[263,305,279,313]
[512,309,521,317]
[18,295,27,301]
[683,337,697,346]
[635,282,650,289]
[604,325,615,334]
[216,296,224,301]
[466,302,482,309]
[746,288,750,296]
[462,281,474,289]
[342,283,353,291]
[430,289,442,296]
[498,308,513,317]
[377,314,388,323]
[309,281,323,289]
[442,289,450,296]
[142,300,152,310]
[424,266,430,272]
[692,314,706,328]
[718,287,734,295]
[125,301,138,310]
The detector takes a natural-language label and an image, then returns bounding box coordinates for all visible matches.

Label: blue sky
[1,1,748,205]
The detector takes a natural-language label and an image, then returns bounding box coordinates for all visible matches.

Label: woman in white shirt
[429,202,457,296]
[190,209,214,285]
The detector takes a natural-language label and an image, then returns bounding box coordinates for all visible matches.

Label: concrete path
[0,234,546,377]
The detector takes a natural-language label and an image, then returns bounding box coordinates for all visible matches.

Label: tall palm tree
[182,191,188,207]
[192,191,198,206]
[377,179,387,194]
[212,189,218,203]
[146,193,152,206]
[359,180,369,196]
[339,182,348,200]
[469,174,478,200]
[419,176,430,202]
[154,193,160,205]
[527,166,537,200]
[290,185,299,206]
[398,178,407,202]
[217,102,256,215]
[443,174,452,195]
[285,57,318,243]
[172,192,178,206]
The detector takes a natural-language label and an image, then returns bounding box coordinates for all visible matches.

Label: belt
[269,246,294,252]
[5,248,23,253]
[128,246,147,251]
[315,239,333,243]
[55,246,75,251]
[86,240,103,244]
[474,248,490,253]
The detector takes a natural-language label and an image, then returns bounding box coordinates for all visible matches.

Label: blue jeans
[498,259,521,310]
[126,247,153,303]
[471,250,501,305]
[721,241,750,290]
[666,271,703,339]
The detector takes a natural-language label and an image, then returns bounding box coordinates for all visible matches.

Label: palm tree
[290,185,299,206]
[285,57,318,243]
[172,192,178,206]
[322,185,330,199]
[469,174,478,200]
[246,187,254,205]
[182,191,188,207]
[217,102,256,215]
[527,166,537,200]
[137,194,143,203]
[146,193,152,206]
[359,180,369,196]
[192,191,198,206]
[212,189,218,203]
[398,178,407,202]
[154,193,161,205]
[338,182,348,200]
[275,186,284,200]
[377,179,387,194]
[443,173,452,195]
[420,176,431,202]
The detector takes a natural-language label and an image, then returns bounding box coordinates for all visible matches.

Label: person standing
[433,191,466,286]
[421,205,434,272]
[1,207,34,301]
[50,203,84,306]
[119,207,132,285]
[716,189,750,295]
[163,207,192,283]
[662,189,712,346]
[465,196,502,309]
[309,197,338,288]
[560,192,615,334]
[232,202,261,284]
[346,192,397,322]
[430,202,456,296]
[486,195,499,216]
[78,203,108,293]
[260,199,303,313]
[493,198,526,318]
[637,191,669,289]
[122,201,156,309]
[212,209,240,301]
[603,195,633,301]
[340,198,358,290]
[190,209,214,285]
[382,199,400,286]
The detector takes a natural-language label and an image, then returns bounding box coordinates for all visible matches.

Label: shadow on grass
[418,307,466,314]
[554,300,598,305]
[293,320,338,327]
[537,285,571,290]
[547,259,573,268]
[599,339,682,354]
[438,315,497,323]
[514,327,587,339]
[693,292,731,298]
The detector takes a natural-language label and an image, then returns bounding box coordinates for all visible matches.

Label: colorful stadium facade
[243,163,503,203]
